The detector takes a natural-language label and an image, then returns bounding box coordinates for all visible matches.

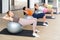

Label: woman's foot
[51,16,55,19]
[43,23,48,26]
[32,33,40,37]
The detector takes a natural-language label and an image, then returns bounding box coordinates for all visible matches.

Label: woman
[33,4,48,26]
[2,11,40,37]
[34,4,46,19]
[23,6,48,26]
[43,3,55,18]
[23,7,34,19]
[23,4,48,26]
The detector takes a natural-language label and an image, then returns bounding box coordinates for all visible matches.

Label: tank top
[12,16,19,23]
[34,6,44,14]
[47,5,53,9]
[43,8,48,13]
[26,10,33,16]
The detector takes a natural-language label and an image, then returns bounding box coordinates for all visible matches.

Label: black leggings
[32,13,45,19]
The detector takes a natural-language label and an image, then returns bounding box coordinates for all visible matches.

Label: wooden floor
[0,10,60,40]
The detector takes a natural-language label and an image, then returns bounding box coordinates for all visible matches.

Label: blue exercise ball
[7,22,23,33]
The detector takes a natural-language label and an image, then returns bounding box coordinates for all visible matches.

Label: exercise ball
[7,22,23,33]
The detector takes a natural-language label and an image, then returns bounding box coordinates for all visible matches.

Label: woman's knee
[43,14,46,18]
[33,18,37,21]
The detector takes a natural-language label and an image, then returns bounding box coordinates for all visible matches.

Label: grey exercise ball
[7,22,23,33]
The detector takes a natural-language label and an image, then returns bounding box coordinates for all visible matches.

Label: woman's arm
[24,11,28,15]
[24,9,34,15]
[2,15,13,21]
[35,6,38,10]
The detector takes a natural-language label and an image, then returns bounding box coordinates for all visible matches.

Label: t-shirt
[43,8,48,13]
[47,5,53,9]
[35,6,45,14]
[12,15,19,23]
[26,10,33,16]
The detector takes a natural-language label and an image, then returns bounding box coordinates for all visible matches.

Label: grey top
[12,15,19,23]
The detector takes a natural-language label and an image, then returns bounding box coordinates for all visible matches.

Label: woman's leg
[38,13,46,22]
[43,15,46,22]
[33,13,48,26]
[19,18,39,37]
[41,13,48,26]
[43,15,48,26]
[32,13,38,19]
[47,8,55,18]
[48,8,54,16]
[51,9,55,18]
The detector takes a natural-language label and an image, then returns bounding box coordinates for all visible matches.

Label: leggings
[18,18,37,27]
[32,13,45,19]
[18,18,37,33]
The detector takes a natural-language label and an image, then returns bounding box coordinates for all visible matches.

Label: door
[0,0,2,13]
[10,0,28,10]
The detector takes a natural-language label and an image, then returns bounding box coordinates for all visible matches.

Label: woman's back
[12,15,19,22]
[24,9,33,16]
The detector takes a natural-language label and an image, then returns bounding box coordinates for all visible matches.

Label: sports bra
[24,10,33,16]
[12,16,19,23]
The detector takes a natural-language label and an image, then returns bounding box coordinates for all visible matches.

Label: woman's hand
[9,17,13,21]
[2,16,13,21]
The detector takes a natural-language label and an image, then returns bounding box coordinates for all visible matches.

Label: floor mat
[46,12,57,14]
[0,28,34,37]
[46,16,55,19]
[37,22,48,26]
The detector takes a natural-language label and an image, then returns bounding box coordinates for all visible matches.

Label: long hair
[34,4,37,6]
[43,3,45,6]
[34,4,38,11]
[23,7,26,15]
[6,11,10,17]
[23,7,26,10]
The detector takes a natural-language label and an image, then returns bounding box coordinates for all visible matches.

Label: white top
[35,6,45,14]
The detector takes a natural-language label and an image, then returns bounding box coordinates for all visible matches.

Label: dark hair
[23,7,26,10]
[34,4,37,6]
[7,11,10,17]
[43,3,45,6]
[23,7,26,15]
[34,4,38,11]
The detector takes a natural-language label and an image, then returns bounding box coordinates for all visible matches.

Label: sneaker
[43,23,48,26]
[32,33,40,37]
[45,21,48,23]
[51,16,55,19]
[45,21,48,24]
[35,29,40,33]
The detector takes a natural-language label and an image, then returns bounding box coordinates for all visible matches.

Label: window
[48,0,53,4]
[10,0,28,10]
[41,0,45,3]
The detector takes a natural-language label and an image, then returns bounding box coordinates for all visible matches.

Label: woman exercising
[23,4,48,26]
[43,3,55,18]
[2,11,40,37]
[34,4,48,26]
